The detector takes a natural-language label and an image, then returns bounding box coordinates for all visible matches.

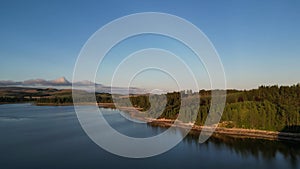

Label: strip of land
[78,102,300,141]
[148,118,300,141]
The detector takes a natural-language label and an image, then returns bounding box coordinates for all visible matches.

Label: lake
[0,103,299,169]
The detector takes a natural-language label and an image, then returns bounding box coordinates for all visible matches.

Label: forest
[127,84,300,132]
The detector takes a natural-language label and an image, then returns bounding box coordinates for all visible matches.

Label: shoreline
[103,104,300,142]
[148,119,300,142]
[5,102,300,141]
[34,102,116,107]
[115,105,300,142]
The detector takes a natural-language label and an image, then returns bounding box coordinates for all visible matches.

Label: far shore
[34,102,116,107]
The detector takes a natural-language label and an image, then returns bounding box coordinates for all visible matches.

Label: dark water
[0,104,300,169]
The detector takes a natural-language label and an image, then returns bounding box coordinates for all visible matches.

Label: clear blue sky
[0,0,300,89]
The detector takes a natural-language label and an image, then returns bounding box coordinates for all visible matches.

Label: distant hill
[20,77,71,86]
[0,77,147,94]
[0,77,107,88]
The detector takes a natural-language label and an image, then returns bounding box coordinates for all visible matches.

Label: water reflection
[143,115,300,169]
[181,128,300,168]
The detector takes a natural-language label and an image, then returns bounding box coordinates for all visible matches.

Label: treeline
[0,92,114,105]
[221,85,300,132]
[129,84,300,132]
[0,96,33,103]
[35,93,114,104]
[36,96,73,104]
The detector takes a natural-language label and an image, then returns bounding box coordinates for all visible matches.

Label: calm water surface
[0,104,299,169]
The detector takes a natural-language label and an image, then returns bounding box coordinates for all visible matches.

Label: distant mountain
[0,77,72,87]
[94,85,147,94]
[23,78,47,85]
[0,77,147,94]
[22,77,71,86]
[50,77,71,85]
[73,80,102,86]
[0,80,22,86]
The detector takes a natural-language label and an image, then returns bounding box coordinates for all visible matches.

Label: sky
[0,0,300,90]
